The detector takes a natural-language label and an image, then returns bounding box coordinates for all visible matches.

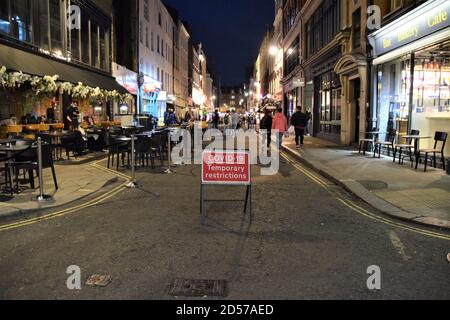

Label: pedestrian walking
[290,106,308,148]
[260,110,273,148]
[272,108,288,149]
[212,110,220,129]
[231,110,239,130]
[305,109,312,136]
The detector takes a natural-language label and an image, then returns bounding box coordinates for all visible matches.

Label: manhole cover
[358,180,388,191]
[169,279,227,297]
[86,274,112,287]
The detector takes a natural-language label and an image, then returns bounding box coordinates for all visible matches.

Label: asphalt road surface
[0,152,449,300]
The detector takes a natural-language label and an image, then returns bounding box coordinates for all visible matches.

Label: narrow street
[0,152,448,300]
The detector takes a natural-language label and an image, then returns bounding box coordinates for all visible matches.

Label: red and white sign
[202,150,251,185]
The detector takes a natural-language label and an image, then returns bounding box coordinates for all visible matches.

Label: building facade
[138,0,175,124]
[282,0,305,117]
[0,0,127,127]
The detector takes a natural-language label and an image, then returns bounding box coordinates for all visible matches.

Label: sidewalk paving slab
[0,159,124,218]
[282,135,450,230]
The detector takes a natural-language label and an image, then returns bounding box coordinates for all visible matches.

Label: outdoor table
[401,135,432,160]
[0,144,35,194]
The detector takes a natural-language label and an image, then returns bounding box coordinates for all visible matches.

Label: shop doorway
[351,78,360,143]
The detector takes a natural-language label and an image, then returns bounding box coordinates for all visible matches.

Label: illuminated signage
[112,63,138,95]
[371,0,450,57]
[143,75,161,93]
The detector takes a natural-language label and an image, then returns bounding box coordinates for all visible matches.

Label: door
[353,79,361,143]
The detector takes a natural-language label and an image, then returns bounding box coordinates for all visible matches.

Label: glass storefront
[316,71,341,136]
[376,41,450,152]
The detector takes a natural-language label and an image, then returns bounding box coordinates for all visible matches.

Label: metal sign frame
[200,149,252,225]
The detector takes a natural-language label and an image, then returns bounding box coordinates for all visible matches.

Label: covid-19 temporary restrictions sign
[202,150,251,185]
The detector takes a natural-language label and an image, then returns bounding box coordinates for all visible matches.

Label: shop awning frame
[0,43,127,93]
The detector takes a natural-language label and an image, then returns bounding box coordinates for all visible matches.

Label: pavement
[0,157,449,299]
[0,154,125,218]
[282,135,450,230]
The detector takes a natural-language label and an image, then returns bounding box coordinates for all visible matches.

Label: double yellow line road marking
[0,160,131,232]
[1,154,449,241]
[281,152,450,241]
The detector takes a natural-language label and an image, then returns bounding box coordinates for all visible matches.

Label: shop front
[369,0,450,156]
[283,75,303,117]
[304,48,342,142]
[0,44,129,134]
[112,62,138,119]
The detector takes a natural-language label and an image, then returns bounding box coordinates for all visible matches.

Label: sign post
[200,150,252,225]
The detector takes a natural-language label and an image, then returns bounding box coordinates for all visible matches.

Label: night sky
[163,0,275,86]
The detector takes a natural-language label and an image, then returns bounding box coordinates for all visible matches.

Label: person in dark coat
[290,106,308,148]
[260,110,273,147]
[212,110,220,129]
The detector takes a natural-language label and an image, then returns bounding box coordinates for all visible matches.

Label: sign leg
[200,184,205,225]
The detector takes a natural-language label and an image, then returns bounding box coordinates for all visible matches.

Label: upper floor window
[144,0,149,21]
[0,0,110,72]
[283,0,303,36]
[158,12,162,27]
[352,8,361,49]
[306,0,340,58]
[391,0,402,11]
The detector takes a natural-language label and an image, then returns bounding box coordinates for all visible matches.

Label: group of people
[260,106,312,149]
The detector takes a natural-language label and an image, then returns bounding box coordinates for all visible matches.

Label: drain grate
[169,279,227,297]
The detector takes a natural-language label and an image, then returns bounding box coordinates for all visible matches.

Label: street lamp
[269,46,278,56]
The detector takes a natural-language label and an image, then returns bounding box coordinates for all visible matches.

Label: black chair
[359,128,379,155]
[415,131,448,172]
[0,154,13,196]
[107,137,130,170]
[60,131,87,159]
[393,129,419,165]
[150,134,165,167]
[373,129,397,159]
[134,136,151,167]
[13,143,58,190]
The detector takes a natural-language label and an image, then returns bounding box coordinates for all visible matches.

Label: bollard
[126,134,140,188]
[164,129,174,174]
[447,159,450,175]
[36,137,53,202]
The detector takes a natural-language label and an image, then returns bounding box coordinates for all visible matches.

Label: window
[352,9,361,49]
[70,19,80,61]
[100,27,108,71]
[157,34,160,53]
[139,21,143,43]
[158,12,162,27]
[145,26,149,48]
[318,72,342,135]
[284,37,299,76]
[157,67,160,81]
[391,0,402,11]
[144,0,149,21]
[49,0,62,54]
[151,31,154,51]
[306,0,340,58]
[32,0,50,50]
[11,0,32,43]
[81,11,90,64]
[0,0,10,34]
[91,21,99,68]
[161,38,164,57]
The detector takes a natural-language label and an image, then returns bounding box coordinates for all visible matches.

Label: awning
[0,43,127,93]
